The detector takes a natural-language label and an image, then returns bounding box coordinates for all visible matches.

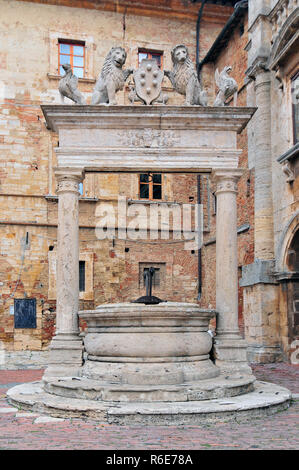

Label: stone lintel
[240,259,277,286]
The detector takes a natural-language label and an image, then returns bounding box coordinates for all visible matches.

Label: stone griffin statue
[214,66,238,106]
[164,44,207,106]
[91,47,133,105]
[59,64,86,105]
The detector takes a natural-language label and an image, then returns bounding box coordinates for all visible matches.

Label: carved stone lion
[165,44,207,106]
[91,47,133,105]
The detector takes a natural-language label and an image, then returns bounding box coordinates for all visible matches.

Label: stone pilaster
[242,54,282,362]
[212,169,252,376]
[43,168,85,378]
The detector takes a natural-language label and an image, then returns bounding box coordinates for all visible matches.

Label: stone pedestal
[44,168,85,378]
[240,266,282,362]
[212,169,252,375]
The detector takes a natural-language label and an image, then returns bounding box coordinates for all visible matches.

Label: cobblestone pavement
[0,364,298,450]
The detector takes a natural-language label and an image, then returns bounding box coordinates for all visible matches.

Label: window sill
[45,195,98,202]
[277,142,299,163]
[128,199,180,205]
[47,73,96,84]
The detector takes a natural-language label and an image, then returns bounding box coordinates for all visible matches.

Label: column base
[247,344,283,363]
[213,336,253,377]
[43,334,83,379]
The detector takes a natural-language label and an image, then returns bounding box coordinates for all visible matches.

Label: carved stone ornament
[215,177,239,194]
[119,129,180,148]
[59,64,86,105]
[133,59,164,105]
[56,178,80,194]
[164,44,207,106]
[214,66,238,106]
[91,47,133,105]
[282,160,295,183]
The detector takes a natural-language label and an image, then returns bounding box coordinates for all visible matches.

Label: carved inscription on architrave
[119,129,180,148]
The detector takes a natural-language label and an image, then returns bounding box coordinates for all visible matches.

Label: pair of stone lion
[91,44,207,106]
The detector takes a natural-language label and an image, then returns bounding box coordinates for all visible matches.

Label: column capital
[212,168,244,194]
[54,167,85,194]
[246,57,270,81]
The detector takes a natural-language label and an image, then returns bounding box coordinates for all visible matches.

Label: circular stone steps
[43,374,256,402]
[7,381,292,425]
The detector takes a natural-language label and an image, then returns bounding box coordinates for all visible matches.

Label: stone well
[6,105,293,423]
[79,303,219,387]
[40,302,258,405]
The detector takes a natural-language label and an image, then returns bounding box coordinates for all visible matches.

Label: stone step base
[43,374,255,402]
[7,381,292,425]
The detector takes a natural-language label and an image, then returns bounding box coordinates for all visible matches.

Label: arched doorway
[285,229,299,361]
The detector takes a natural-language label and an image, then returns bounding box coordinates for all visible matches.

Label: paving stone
[34,416,65,424]
[0,407,17,413]
[0,365,298,450]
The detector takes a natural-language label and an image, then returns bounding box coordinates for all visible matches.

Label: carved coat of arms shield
[133,59,164,105]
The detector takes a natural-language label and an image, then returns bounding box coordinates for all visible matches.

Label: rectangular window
[138,49,163,69]
[79,261,86,292]
[292,72,299,144]
[139,262,166,289]
[59,40,85,78]
[78,182,84,196]
[14,299,36,329]
[143,267,160,287]
[139,173,162,200]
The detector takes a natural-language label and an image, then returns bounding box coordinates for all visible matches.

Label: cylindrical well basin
[79,302,220,385]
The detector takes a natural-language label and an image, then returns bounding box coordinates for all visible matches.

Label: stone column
[44,168,85,378]
[254,70,274,260]
[212,169,252,376]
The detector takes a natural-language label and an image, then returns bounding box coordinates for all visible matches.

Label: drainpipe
[194,1,207,300]
[196,0,208,80]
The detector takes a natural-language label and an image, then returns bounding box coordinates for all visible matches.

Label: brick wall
[0,0,242,349]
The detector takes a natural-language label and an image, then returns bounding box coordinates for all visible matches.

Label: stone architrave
[44,168,85,378]
[133,59,164,105]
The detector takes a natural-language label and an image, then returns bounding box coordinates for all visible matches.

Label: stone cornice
[16,0,234,24]
[247,13,271,34]
[277,143,299,163]
[42,105,257,134]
